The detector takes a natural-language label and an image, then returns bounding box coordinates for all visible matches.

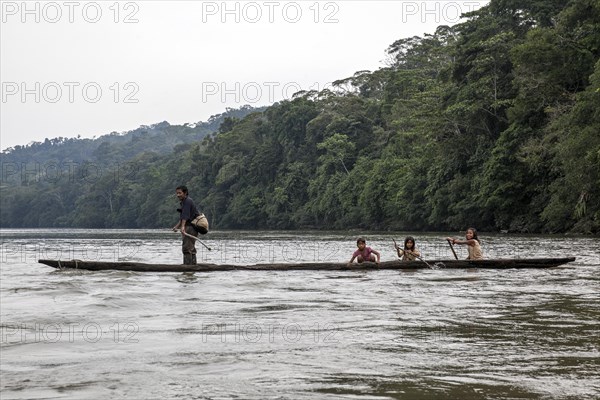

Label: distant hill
[0,105,265,166]
[1,0,598,233]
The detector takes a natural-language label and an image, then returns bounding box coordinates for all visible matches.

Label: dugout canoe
[38,257,576,272]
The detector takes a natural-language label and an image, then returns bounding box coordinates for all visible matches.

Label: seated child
[348,238,380,265]
[395,236,421,261]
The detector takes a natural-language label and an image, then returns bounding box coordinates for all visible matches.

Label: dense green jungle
[1,0,599,234]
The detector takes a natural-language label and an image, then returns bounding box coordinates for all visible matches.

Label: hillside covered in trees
[1,0,599,233]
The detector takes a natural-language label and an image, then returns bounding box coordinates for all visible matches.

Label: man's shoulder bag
[191,213,209,235]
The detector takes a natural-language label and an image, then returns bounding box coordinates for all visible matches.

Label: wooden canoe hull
[38,257,576,272]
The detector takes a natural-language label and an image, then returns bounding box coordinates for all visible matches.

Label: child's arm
[396,247,404,258]
[451,238,477,246]
[348,255,356,264]
[372,249,381,263]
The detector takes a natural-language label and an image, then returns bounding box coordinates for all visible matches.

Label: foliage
[1,0,598,233]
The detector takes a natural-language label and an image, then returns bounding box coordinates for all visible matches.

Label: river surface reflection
[1,229,598,399]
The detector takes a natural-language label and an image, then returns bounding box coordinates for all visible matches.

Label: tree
[316,133,354,175]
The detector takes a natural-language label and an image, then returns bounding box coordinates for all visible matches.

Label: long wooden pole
[181,231,212,251]
[447,239,458,260]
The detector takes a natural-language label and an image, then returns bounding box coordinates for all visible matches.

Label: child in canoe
[447,228,483,260]
[394,236,421,261]
[348,238,380,265]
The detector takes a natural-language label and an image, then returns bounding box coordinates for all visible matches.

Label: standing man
[172,185,199,265]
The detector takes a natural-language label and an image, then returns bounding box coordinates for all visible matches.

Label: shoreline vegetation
[1,0,599,234]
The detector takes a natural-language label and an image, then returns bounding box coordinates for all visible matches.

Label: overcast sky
[1,0,489,150]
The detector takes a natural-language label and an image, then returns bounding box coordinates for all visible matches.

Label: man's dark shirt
[179,196,199,222]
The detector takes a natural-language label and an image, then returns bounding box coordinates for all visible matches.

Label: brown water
[1,229,599,399]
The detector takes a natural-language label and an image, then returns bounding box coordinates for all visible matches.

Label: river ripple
[1,229,599,399]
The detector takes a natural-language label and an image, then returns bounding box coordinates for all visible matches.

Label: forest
[1,0,598,233]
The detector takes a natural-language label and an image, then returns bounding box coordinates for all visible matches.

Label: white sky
[1,0,489,150]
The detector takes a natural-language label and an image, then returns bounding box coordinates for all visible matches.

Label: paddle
[392,238,432,268]
[446,239,458,260]
[180,230,212,251]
